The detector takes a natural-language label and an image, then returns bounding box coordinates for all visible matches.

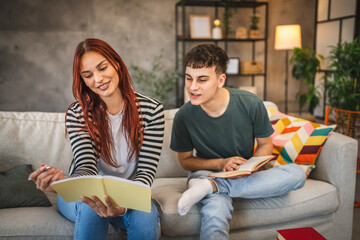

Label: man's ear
[218,73,226,88]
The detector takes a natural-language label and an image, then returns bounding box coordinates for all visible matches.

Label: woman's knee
[124,202,160,239]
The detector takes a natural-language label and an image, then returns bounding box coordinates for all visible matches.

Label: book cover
[277,227,326,240]
[208,155,274,178]
[51,175,151,212]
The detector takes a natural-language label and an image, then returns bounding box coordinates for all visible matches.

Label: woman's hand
[220,157,247,172]
[81,195,127,218]
[29,164,66,192]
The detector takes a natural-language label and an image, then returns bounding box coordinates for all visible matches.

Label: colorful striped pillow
[269,108,335,176]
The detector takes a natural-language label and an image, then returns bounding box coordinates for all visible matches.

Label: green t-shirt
[170,88,274,160]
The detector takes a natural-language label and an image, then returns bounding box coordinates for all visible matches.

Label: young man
[170,44,306,240]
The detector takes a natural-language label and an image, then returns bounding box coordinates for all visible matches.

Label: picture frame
[226,57,240,75]
[189,15,211,39]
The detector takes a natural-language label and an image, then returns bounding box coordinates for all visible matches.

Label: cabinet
[175,0,268,107]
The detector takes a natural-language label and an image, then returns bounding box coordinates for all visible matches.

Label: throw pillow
[0,164,52,209]
[269,108,335,177]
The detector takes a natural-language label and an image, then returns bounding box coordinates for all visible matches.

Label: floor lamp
[274,24,302,114]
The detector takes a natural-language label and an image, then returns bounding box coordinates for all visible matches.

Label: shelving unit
[175,0,268,107]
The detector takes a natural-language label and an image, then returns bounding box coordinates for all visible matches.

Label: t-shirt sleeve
[170,111,194,153]
[252,100,274,138]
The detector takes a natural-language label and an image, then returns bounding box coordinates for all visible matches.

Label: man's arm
[178,151,247,172]
[253,136,273,157]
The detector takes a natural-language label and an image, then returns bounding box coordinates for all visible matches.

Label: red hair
[67,38,143,167]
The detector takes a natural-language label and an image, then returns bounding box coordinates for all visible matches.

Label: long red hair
[67,38,143,167]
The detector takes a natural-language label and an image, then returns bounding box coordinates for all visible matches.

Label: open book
[51,175,151,212]
[208,155,274,178]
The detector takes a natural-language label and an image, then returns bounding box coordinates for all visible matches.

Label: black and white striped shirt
[66,92,165,187]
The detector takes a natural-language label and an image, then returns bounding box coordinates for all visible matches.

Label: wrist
[119,208,127,216]
[219,158,226,170]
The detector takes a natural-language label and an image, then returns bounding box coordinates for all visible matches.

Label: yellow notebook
[51,175,151,212]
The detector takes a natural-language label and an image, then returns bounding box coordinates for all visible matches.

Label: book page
[240,156,272,171]
[51,176,105,203]
[208,155,273,178]
[103,176,151,213]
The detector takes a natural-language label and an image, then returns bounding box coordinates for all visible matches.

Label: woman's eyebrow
[80,60,107,74]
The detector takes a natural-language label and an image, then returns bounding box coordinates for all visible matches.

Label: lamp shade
[274,24,302,50]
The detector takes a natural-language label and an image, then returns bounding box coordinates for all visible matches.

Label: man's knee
[280,164,306,189]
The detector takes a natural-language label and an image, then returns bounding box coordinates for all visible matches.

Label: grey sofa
[0,102,358,240]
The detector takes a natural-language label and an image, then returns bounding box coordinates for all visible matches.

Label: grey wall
[268,0,316,111]
[0,0,316,112]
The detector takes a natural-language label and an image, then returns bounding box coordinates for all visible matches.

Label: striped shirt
[65,92,165,187]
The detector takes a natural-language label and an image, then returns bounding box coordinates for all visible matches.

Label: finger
[36,168,56,184]
[81,196,103,216]
[29,165,51,181]
[232,157,246,164]
[81,196,99,211]
[104,196,113,208]
[39,172,55,190]
[92,196,107,216]
[50,170,63,183]
[105,196,117,217]
[81,196,92,205]
[225,166,234,171]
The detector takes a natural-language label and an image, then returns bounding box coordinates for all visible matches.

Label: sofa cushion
[151,178,338,237]
[0,192,124,239]
[0,164,52,209]
[269,108,335,178]
[155,109,188,178]
[269,108,335,165]
[0,111,73,174]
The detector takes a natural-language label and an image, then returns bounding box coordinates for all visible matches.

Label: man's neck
[200,88,230,118]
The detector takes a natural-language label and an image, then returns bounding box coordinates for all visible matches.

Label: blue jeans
[189,164,306,240]
[57,195,159,240]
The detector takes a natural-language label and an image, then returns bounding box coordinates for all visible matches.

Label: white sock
[178,178,213,216]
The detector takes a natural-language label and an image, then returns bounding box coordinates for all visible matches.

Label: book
[208,155,274,178]
[51,175,151,212]
[277,227,326,240]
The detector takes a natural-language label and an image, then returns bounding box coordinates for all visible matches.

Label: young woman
[29,38,164,240]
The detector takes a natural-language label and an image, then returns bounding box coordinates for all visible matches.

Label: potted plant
[326,38,360,111]
[290,47,324,114]
[249,14,260,39]
[221,0,235,39]
[324,38,360,139]
[131,52,180,109]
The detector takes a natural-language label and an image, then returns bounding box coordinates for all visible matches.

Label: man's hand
[29,164,66,192]
[81,195,126,218]
[220,157,247,172]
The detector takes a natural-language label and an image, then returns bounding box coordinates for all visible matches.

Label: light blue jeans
[189,164,306,240]
[57,195,159,240]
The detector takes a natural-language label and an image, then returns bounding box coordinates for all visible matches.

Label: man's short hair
[185,44,229,75]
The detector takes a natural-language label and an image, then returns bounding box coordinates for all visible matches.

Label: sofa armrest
[311,132,357,186]
[310,132,358,238]
[311,132,357,210]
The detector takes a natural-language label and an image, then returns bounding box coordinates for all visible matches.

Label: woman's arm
[134,95,165,186]
[66,102,98,177]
